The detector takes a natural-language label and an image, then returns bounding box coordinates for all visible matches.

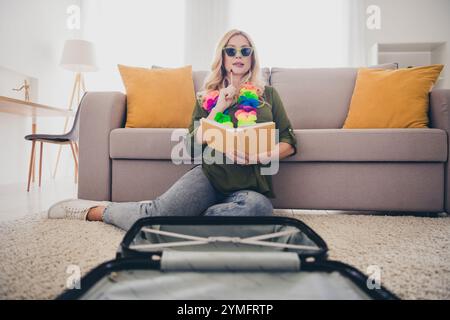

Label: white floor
[0,179,446,222]
[0,178,77,222]
[0,179,332,222]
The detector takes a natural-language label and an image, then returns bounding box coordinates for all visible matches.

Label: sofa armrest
[78,92,127,201]
[429,89,450,213]
[429,89,450,130]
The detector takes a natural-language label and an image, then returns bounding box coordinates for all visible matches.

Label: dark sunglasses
[223,46,253,57]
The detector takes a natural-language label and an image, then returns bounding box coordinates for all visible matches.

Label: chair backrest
[64,92,87,141]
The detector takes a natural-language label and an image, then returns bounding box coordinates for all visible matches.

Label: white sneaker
[47,198,111,220]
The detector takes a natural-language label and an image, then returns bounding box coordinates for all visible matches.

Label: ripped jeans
[102,165,274,231]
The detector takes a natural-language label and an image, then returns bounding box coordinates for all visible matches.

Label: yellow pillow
[118,64,196,128]
[343,64,444,128]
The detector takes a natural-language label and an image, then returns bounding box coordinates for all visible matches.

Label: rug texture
[0,212,449,299]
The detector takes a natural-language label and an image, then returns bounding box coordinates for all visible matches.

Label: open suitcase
[57,216,398,300]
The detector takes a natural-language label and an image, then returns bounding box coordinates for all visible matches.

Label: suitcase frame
[58,216,398,300]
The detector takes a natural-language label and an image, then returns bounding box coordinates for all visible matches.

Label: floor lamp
[54,39,98,181]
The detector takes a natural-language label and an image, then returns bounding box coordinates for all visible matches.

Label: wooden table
[0,96,74,131]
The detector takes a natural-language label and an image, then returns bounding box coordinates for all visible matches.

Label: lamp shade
[60,39,98,72]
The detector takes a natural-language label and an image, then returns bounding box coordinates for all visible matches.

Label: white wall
[0,0,81,185]
[363,0,450,88]
[80,0,186,92]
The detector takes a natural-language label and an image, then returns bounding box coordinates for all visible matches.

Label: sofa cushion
[269,64,398,129]
[110,128,446,162]
[343,65,444,129]
[110,128,192,161]
[118,64,196,128]
[285,128,447,162]
[270,68,359,129]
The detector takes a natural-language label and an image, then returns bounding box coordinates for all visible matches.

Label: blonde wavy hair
[197,29,267,105]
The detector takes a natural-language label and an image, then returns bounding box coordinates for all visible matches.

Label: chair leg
[39,142,43,187]
[74,142,79,183]
[31,151,35,183]
[69,142,78,184]
[74,143,79,184]
[27,141,36,192]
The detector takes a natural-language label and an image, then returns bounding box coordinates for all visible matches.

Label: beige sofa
[77,67,450,214]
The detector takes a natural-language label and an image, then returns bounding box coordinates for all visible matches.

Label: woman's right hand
[201,72,237,143]
[215,84,237,112]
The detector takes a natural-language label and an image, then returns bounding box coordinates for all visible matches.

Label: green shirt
[186,85,297,198]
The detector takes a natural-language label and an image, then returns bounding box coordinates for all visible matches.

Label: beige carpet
[0,211,449,299]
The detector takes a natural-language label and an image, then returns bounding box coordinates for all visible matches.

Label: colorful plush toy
[235,83,260,126]
[201,82,262,127]
[202,90,220,113]
[214,111,234,128]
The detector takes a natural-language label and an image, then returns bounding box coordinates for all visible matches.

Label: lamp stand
[52,72,85,181]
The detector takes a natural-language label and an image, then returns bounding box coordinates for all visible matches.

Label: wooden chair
[25,94,85,191]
